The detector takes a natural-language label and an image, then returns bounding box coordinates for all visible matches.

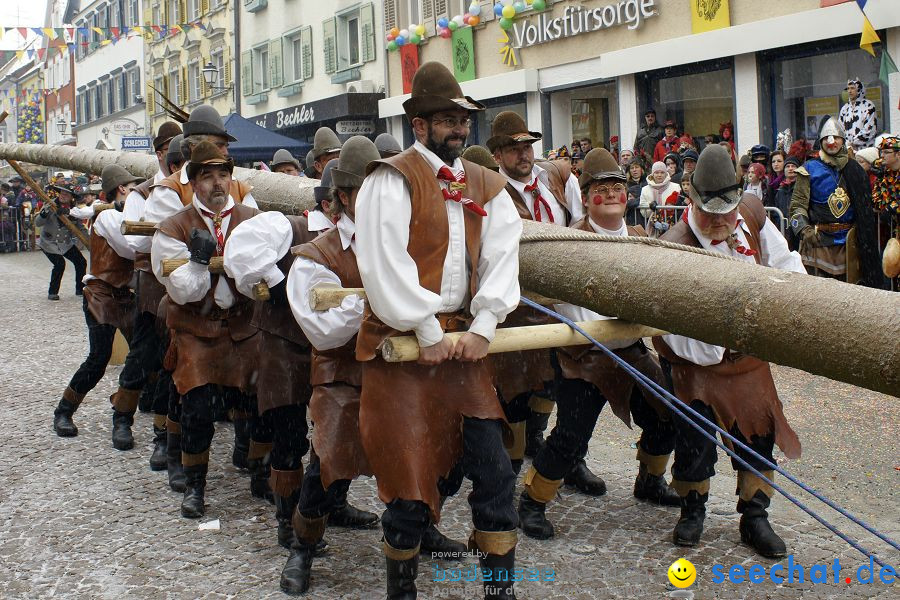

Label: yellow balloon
[502,5,515,18]
[415,24,426,36]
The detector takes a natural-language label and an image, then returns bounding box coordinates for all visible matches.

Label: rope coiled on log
[519,230,739,261]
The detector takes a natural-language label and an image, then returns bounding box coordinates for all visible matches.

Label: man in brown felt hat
[487,111,606,497]
[270,148,302,175]
[309,127,343,179]
[151,141,261,519]
[354,61,523,599]
[653,144,804,558]
[517,149,680,542]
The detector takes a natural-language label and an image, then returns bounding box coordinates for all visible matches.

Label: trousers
[43,246,86,295]
[68,295,126,395]
[181,384,255,455]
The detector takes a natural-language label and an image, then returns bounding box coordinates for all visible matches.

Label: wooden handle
[308,286,560,311]
[252,282,271,302]
[381,320,667,363]
[121,220,158,236]
[160,257,270,300]
[91,202,115,213]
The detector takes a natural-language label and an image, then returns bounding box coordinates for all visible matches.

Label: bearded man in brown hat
[151,141,260,518]
[355,61,522,599]
[517,149,680,541]
[487,111,605,496]
[653,144,804,558]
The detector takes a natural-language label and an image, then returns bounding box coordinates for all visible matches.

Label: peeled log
[1,142,898,396]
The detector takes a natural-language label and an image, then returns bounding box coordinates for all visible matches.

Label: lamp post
[56,118,67,137]
[202,62,231,91]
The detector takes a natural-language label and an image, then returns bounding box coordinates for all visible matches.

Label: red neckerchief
[436,166,487,217]
[711,220,757,256]
[523,177,554,223]
[198,206,234,255]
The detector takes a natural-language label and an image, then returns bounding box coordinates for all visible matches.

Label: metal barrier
[645,204,788,237]
[0,205,28,252]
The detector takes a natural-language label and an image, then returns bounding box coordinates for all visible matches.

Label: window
[129,68,141,105]
[329,4,374,73]
[188,61,202,102]
[345,15,360,67]
[92,86,102,119]
[154,74,165,113]
[291,35,303,82]
[405,0,421,26]
[98,5,108,31]
[169,69,181,105]
[152,3,162,26]
[127,0,140,26]
[285,27,312,83]
[211,48,225,89]
[112,76,121,112]
[189,0,202,20]
[109,1,121,29]
[168,0,180,24]
[102,80,113,115]
[252,45,270,92]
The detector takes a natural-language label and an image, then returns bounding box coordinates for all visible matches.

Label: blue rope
[519,296,899,567]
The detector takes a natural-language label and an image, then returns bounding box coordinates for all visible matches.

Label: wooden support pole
[121,220,158,236]
[308,286,560,311]
[160,257,269,301]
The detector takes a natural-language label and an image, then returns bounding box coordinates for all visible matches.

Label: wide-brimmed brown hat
[486,111,541,153]
[48,182,83,198]
[153,121,183,151]
[100,164,141,197]
[462,145,499,171]
[186,140,234,180]
[331,136,381,188]
[271,148,301,171]
[402,62,484,121]
[312,127,342,160]
[578,148,626,189]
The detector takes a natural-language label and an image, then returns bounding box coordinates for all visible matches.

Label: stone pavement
[0,250,897,599]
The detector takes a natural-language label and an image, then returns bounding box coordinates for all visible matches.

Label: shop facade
[380,0,900,158]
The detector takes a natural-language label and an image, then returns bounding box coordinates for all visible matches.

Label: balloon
[437,17,449,28]
[494,3,504,17]
[448,20,458,31]
[409,23,418,32]
[390,27,400,37]
[463,13,471,24]
[395,35,406,46]
[386,33,395,41]
[453,14,465,26]
[469,4,481,16]
[415,24,426,36]
[501,5,515,18]
[468,15,480,26]
[513,1,526,13]
[439,27,452,39]
[410,34,421,44]
[499,17,513,30]
[387,40,398,51]
[532,0,546,10]
[399,29,409,39]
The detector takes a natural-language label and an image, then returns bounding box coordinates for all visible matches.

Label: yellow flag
[42,27,57,40]
[860,16,879,57]
[691,0,730,34]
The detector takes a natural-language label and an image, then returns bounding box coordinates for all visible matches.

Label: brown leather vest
[505,159,572,224]
[157,203,259,341]
[253,215,316,345]
[133,178,153,200]
[155,168,253,208]
[89,225,134,289]
[660,194,765,261]
[355,148,508,360]
[295,228,364,387]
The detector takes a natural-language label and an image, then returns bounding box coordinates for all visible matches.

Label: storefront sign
[111,118,138,134]
[691,0,730,34]
[121,136,151,151]
[256,104,316,131]
[336,120,375,135]
[510,0,658,49]
[252,92,383,132]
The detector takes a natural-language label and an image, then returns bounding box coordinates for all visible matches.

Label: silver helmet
[818,117,845,142]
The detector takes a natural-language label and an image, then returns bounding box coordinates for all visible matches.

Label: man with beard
[35,181,88,301]
[151,141,260,518]
[790,117,883,287]
[633,108,663,164]
[354,61,522,599]
[487,111,606,498]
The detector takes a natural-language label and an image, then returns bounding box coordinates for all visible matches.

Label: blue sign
[122,136,152,151]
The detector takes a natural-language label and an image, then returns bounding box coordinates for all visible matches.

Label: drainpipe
[233,1,241,116]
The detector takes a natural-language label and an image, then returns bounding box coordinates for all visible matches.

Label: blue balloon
[494,3,504,17]
[395,35,406,46]
[437,17,449,28]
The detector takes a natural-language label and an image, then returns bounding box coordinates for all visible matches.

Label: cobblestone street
[0,250,897,599]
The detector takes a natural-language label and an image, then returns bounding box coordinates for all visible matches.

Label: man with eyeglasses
[487,112,608,499]
[354,61,522,599]
[652,144,804,559]
[517,148,681,541]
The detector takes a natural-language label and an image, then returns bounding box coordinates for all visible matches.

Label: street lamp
[202,62,230,90]
[56,118,67,136]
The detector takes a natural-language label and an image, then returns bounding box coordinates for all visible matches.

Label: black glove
[800,226,819,248]
[188,228,216,265]
[40,208,50,218]
[57,206,70,217]
[268,279,288,305]
[649,200,658,211]
[114,200,125,212]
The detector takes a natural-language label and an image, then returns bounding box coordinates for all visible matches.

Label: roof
[223,113,311,163]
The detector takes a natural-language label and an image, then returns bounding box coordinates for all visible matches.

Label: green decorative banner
[451,26,475,83]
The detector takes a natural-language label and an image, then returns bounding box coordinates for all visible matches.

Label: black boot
[524,411,550,459]
[137,380,156,413]
[149,425,168,471]
[275,490,302,550]
[385,548,418,600]
[480,548,517,600]
[280,542,316,595]
[166,431,186,493]
[232,419,250,470]
[327,503,379,529]
[53,399,79,437]
[564,458,607,496]
[111,411,135,451]
[633,463,680,506]
[510,459,523,476]
[248,455,274,503]
[420,523,467,560]
[739,491,787,558]
[517,491,554,540]
[181,464,207,519]
[672,490,707,547]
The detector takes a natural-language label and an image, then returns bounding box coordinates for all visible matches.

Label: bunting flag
[880,48,898,85]
[0,20,210,49]
[859,15,879,57]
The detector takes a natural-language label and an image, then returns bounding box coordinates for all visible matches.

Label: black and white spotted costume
[838,78,878,151]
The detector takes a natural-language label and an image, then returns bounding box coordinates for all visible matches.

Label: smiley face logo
[668,558,696,588]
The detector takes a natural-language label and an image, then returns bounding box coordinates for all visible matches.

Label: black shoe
[420,523,467,560]
[327,503,379,529]
[524,411,550,459]
[248,456,274,503]
[167,431,186,493]
[738,491,787,558]
[48,294,60,301]
[149,425,168,471]
[111,411,134,451]
[280,544,315,595]
[181,465,207,518]
[53,399,79,437]
[232,419,250,470]
[633,464,680,506]
[510,458,523,476]
[386,552,418,600]
[564,458,607,496]
[479,548,517,600]
[275,490,302,550]
[672,490,707,547]
[517,491,554,540]
[314,538,328,556]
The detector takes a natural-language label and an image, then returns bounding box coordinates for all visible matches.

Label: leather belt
[815,223,852,234]
[437,311,470,332]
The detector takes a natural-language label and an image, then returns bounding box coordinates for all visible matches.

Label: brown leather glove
[800,226,819,248]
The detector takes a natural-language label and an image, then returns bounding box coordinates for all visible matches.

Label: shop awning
[223,113,310,164]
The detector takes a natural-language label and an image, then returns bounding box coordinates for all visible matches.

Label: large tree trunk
[1,142,897,396]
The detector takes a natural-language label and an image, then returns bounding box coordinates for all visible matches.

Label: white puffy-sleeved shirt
[143,168,258,228]
[82,208,136,284]
[307,208,336,234]
[123,169,165,254]
[223,211,294,299]
[502,163,582,225]
[150,195,238,309]
[553,217,636,350]
[287,213,365,351]
[70,200,98,220]
[662,206,805,366]
[355,141,522,347]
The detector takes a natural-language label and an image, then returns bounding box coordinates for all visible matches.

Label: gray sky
[1,0,50,51]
